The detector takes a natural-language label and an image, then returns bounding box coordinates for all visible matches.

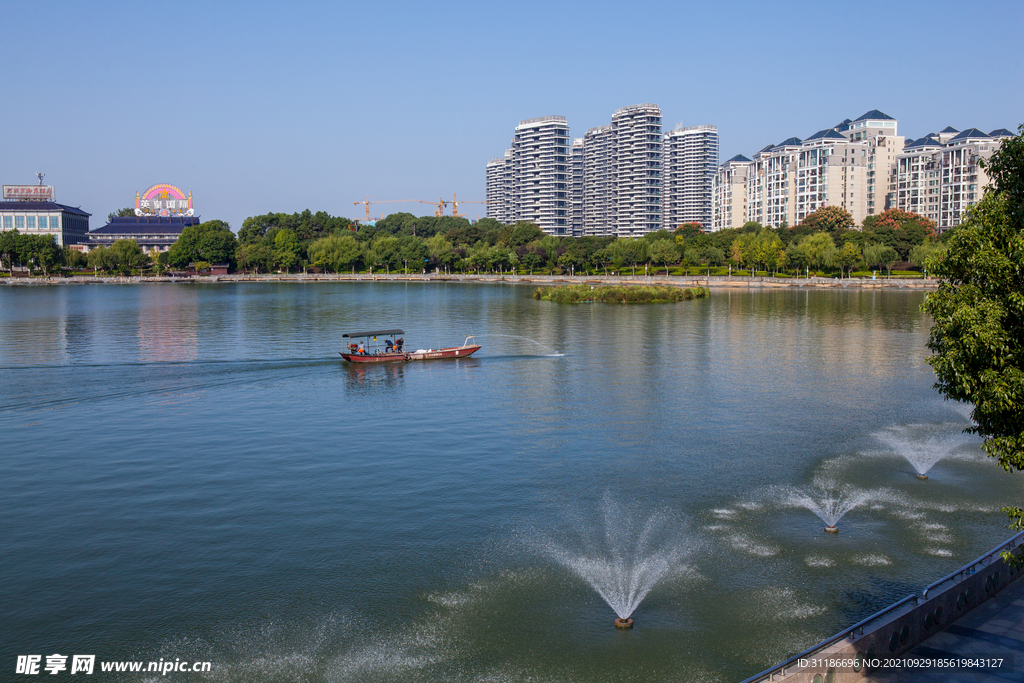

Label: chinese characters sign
[3,185,54,200]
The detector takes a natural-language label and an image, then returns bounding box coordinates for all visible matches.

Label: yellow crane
[449,193,488,218]
[353,196,418,222]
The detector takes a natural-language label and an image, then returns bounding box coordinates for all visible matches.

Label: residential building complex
[662,124,718,231]
[490,104,675,238]
[711,155,751,230]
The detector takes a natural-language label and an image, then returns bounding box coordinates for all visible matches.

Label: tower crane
[353,196,418,222]
[449,193,488,218]
[418,198,448,217]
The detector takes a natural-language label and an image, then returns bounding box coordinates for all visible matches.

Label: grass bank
[533,284,709,304]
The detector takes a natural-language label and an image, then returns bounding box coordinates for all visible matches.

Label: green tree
[648,240,680,275]
[798,232,837,274]
[922,123,1024,542]
[109,239,150,274]
[909,242,945,277]
[833,241,862,278]
[508,222,545,247]
[106,207,136,222]
[168,220,237,269]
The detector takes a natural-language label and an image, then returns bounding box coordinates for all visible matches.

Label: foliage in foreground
[922,123,1024,555]
[533,284,709,304]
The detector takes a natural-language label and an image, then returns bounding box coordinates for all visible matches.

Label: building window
[50,216,60,229]
[2,216,11,229]
[26,216,36,229]
[15,216,25,229]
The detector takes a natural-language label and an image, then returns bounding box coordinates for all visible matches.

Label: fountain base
[916,474,929,480]
[614,617,634,630]
[824,525,839,534]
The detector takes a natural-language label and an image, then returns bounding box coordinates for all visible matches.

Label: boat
[339,328,481,363]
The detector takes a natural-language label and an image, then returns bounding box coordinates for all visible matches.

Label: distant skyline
[2,0,1021,230]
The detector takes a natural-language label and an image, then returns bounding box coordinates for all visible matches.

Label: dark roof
[0,201,91,216]
[805,128,846,141]
[90,215,200,235]
[950,128,990,141]
[940,126,959,134]
[342,329,404,339]
[834,118,853,132]
[756,144,774,154]
[989,128,1015,138]
[726,154,752,163]
[772,137,802,149]
[853,109,895,122]
[905,136,940,149]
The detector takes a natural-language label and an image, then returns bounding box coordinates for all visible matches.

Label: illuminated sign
[135,184,194,217]
[3,185,54,200]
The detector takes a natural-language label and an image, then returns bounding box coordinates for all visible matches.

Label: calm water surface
[0,283,1018,682]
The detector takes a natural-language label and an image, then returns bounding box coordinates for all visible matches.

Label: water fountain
[533,492,696,628]
[773,481,880,533]
[874,424,976,479]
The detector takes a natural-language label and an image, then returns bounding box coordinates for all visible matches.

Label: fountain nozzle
[824,525,839,534]
[614,617,634,630]
[916,474,929,480]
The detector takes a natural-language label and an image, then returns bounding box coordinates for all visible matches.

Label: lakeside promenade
[0,273,939,289]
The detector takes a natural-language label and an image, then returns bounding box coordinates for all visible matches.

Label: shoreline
[0,273,938,290]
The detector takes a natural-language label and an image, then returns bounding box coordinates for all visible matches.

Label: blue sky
[2,0,1021,230]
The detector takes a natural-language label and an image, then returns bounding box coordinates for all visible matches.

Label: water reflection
[343,361,406,393]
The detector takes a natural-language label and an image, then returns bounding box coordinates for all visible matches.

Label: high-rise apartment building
[662,124,718,231]
[484,116,571,235]
[892,127,958,225]
[938,128,1013,232]
[485,150,513,224]
[580,124,615,236]
[611,104,663,236]
[570,138,584,236]
[711,154,752,231]
[892,126,1013,232]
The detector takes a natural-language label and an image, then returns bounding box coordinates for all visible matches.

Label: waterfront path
[865,578,1024,683]
[1,272,939,289]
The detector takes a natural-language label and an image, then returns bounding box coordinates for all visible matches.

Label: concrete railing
[738,530,1024,683]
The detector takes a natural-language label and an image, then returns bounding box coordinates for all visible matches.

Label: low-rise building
[0,184,90,246]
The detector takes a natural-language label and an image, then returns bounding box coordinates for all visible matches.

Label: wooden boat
[339,328,481,363]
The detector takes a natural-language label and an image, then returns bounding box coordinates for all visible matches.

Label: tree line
[0,203,950,278]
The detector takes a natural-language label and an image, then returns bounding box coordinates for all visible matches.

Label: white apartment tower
[711,154,752,231]
[581,124,615,236]
[482,116,573,235]
[485,149,513,224]
[570,138,584,236]
[611,104,663,236]
[892,127,958,225]
[662,124,718,230]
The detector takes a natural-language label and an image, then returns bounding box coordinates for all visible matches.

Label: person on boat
[358,342,366,355]
[385,339,394,353]
[396,338,404,352]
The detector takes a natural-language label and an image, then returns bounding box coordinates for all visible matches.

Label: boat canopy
[342,329,404,339]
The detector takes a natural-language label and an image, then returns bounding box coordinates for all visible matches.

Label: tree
[801,206,854,232]
[798,232,837,274]
[109,239,150,274]
[648,240,679,275]
[833,241,862,278]
[168,220,237,269]
[508,222,544,247]
[922,123,1024,543]
[909,242,945,276]
[106,207,136,222]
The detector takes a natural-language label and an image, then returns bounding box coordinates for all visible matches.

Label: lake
[0,282,1018,682]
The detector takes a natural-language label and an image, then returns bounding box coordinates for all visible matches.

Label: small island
[533,284,709,304]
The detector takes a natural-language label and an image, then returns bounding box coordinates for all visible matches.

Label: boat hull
[340,345,481,363]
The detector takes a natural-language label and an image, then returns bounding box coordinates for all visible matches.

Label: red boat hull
[340,345,481,363]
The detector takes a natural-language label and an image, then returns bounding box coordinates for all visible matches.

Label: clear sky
[2,0,1021,230]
